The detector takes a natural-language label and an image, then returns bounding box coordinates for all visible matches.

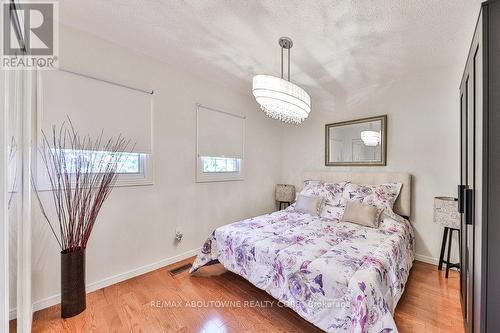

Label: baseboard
[9,247,200,320]
[414,253,439,266]
[9,308,16,321]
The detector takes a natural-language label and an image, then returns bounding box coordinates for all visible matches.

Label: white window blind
[38,70,153,153]
[197,105,245,159]
[196,104,245,182]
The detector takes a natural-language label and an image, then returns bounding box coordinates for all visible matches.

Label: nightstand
[275,184,295,210]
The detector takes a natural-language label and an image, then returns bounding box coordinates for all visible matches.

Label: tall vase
[61,248,86,318]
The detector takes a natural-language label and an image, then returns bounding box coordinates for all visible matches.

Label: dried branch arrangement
[33,121,132,252]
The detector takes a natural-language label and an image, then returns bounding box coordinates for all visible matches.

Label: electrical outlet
[175,230,183,242]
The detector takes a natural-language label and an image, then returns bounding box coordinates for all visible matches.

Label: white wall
[31,25,283,307]
[279,66,461,264]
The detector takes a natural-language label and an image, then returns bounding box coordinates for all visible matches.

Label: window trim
[115,152,153,187]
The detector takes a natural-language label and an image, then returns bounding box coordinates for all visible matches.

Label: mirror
[325,115,387,166]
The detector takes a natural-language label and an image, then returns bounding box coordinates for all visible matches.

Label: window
[196,105,245,182]
[36,150,152,190]
[201,156,241,173]
[58,149,141,174]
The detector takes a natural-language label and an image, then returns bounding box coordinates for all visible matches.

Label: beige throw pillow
[342,201,382,228]
[294,195,324,216]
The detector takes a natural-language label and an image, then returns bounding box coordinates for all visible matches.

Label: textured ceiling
[53,0,483,112]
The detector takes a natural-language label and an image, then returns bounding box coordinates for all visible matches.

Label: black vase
[61,248,86,318]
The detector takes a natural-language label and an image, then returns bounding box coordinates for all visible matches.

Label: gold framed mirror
[325,115,387,166]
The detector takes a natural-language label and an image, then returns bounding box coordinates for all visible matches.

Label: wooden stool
[438,227,460,278]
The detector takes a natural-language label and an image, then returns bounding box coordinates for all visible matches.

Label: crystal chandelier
[360,130,381,146]
[252,37,311,124]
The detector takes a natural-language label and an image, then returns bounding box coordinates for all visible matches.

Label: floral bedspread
[190,208,415,333]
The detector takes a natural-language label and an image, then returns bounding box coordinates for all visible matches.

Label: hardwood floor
[30,259,463,333]
[395,261,463,332]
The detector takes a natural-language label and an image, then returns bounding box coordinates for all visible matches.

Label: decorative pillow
[300,180,348,207]
[323,181,348,207]
[300,180,326,197]
[342,201,382,228]
[294,195,325,216]
[343,182,402,212]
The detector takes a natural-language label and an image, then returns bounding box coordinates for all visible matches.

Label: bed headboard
[301,171,412,218]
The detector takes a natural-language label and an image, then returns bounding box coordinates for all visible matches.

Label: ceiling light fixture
[360,130,381,146]
[252,37,311,124]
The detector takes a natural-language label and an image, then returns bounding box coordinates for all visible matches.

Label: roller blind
[38,70,153,153]
[196,105,245,159]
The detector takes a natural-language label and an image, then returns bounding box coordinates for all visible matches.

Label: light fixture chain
[281,45,284,79]
[288,47,290,81]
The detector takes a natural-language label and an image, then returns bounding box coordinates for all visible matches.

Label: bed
[190,172,415,333]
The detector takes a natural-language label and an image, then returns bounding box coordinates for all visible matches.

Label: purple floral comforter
[190,208,415,333]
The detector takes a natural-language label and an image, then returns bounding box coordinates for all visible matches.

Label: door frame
[1,63,9,333]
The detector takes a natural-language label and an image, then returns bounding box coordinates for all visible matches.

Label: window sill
[195,172,244,183]
[35,173,154,191]
[195,177,244,183]
[112,174,154,188]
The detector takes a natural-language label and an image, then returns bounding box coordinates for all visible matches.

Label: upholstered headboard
[301,171,412,218]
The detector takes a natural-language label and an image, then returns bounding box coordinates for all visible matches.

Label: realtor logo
[1,1,58,69]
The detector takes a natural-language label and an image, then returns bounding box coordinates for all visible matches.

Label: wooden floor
[28,259,463,333]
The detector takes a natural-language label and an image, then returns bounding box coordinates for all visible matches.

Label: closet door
[459,71,474,333]
[459,10,484,333]
[459,80,466,313]
[472,15,483,333]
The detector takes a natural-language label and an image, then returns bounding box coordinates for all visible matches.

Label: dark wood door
[459,9,484,333]
[460,71,473,333]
